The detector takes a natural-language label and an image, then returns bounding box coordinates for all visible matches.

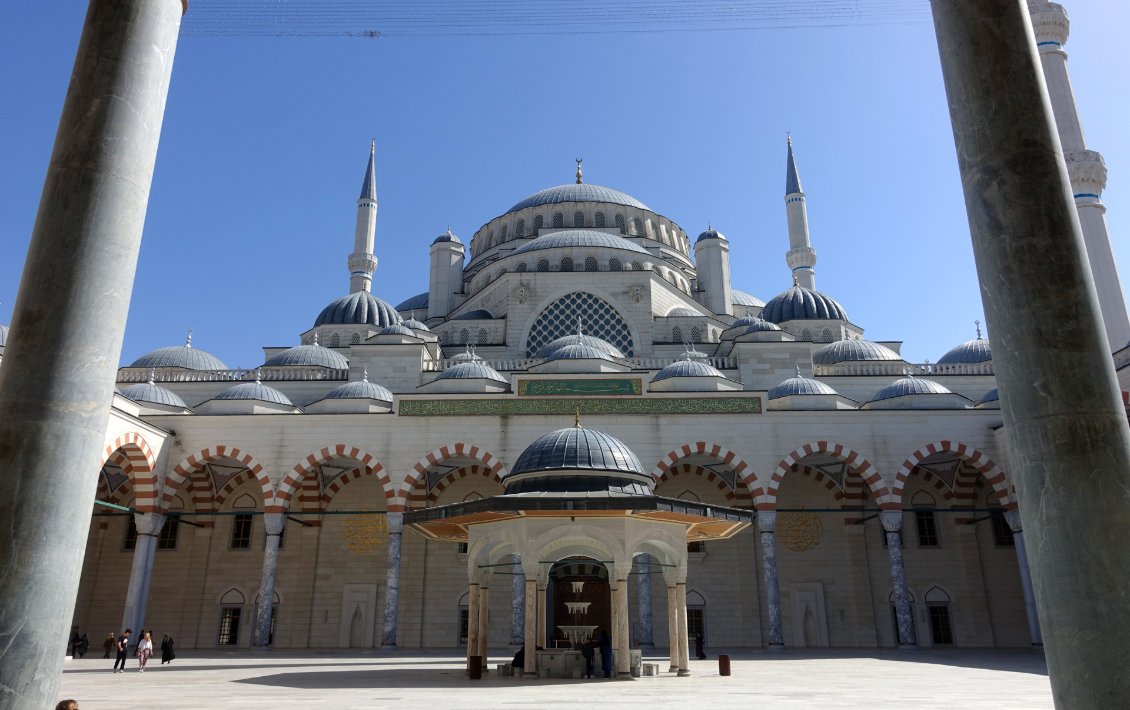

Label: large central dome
[506,184,650,214]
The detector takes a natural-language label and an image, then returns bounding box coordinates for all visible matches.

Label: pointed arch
[653,463,738,503]
[275,444,389,512]
[425,464,505,505]
[763,441,887,510]
[101,432,157,510]
[891,441,1011,509]
[164,445,272,512]
[398,442,508,511]
[651,442,754,503]
[320,465,388,508]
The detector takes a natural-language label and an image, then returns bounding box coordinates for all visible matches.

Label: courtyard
[58,648,1052,709]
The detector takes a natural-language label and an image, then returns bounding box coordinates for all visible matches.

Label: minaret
[348,141,379,294]
[1029,2,1130,348]
[784,135,817,290]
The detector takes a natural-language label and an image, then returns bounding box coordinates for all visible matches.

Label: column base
[767,643,785,652]
[897,643,918,651]
[677,669,692,677]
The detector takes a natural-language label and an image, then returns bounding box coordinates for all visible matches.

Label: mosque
[5,0,1127,671]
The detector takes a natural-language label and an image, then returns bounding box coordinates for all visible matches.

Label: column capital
[880,510,903,533]
[262,512,286,536]
[1004,509,1023,533]
[757,510,776,533]
[386,511,404,534]
[133,511,166,536]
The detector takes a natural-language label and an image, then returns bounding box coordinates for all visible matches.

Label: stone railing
[422,356,737,373]
[116,367,349,383]
[813,361,994,378]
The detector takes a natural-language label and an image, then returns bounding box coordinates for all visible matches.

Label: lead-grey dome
[213,381,294,406]
[535,333,625,360]
[544,342,620,363]
[504,426,652,496]
[129,344,228,371]
[119,381,188,409]
[315,291,402,327]
[402,318,430,331]
[813,339,901,366]
[735,319,781,335]
[510,229,650,256]
[378,324,418,337]
[324,378,393,403]
[263,344,348,369]
[666,307,701,317]
[938,337,991,364]
[761,285,848,322]
[507,184,649,214]
[768,371,839,400]
[652,359,724,382]
[696,227,726,243]
[435,361,508,384]
[872,376,953,401]
[395,292,429,311]
[432,228,462,245]
[454,309,494,320]
[731,289,766,307]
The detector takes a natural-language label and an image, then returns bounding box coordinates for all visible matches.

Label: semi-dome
[510,229,650,256]
[768,368,839,400]
[504,426,651,496]
[432,228,462,245]
[544,343,620,363]
[454,309,495,320]
[213,381,294,406]
[129,343,228,371]
[378,324,418,337]
[696,227,726,243]
[263,344,349,369]
[813,339,901,366]
[395,292,429,311]
[761,284,848,322]
[873,376,953,401]
[738,319,781,334]
[315,291,402,327]
[402,318,430,331]
[666,307,701,317]
[731,289,766,307]
[652,358,724,383]
[535,333,625,360]
[119,381,188,409]
[938,337,991,364]
[323,377,393,403]
[506,184,649,214]
[435,361,508,384]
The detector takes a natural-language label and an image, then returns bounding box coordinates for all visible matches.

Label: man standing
[111,629,131,673]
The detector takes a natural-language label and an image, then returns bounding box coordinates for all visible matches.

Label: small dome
[435,361,508,384]
[263,344,349,369]
[395,291,429,311]
[938,337,991,364]
[402,318,430,331]
[378,324,418,337]
[119,381,188,409]
[873,376,953,401]
[761,285,848,322]
[454,309,494,320]
[696,227,726,243]
[813,339,901,366]
[315,291,402,328]
[213,381,294,406]
[544,343,620,363]
[129,344,228,371]
[324,378,393,403]
[510,229,650,256]
[536,334,624,360]
[739,319,781,334]
[432,228,462,245]
[666,307,701,317]
[509,427,647,478]
[980,388,1000,404]
[506,184,649,215]
[731,289,766,308]
[450,346,483,363]
[768,369,839,400]
[652,359,724,383]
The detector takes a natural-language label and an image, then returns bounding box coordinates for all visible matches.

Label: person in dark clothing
[511,645,525,670]
[160,634,176,664]
[597,629,613,678]
[581,639,596,678]
[112,629,131,673]
[695,632,706,660]
[77,634,89,658]
[102,633,115,659]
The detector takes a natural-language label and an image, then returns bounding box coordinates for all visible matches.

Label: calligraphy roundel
[777,510,823,553]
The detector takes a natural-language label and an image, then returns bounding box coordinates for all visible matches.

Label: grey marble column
[666,585,679,672]
[466,583,480,669]
[477,585,490,670]
[510,556,524,645]
[536,585,548,649]
[758,512,784,648]
[675,582,690,676]
[881,511,916,647]
[1006,510,1043,646]
[120,512,166,645]
[931,1,1130,704]
[614,580,631,675]
[635,554,653,646]
[252,513,285,648]
[0,2,183,705]
[523,580,537,677]
[381,512,403,647]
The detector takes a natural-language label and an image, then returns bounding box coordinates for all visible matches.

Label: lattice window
[533,215,544,232]
[552,212,564,228]
[821,328,833,342]
[801,328,813,341]
[585,256,599,272]
[690,326,702,342]
[609,258,622,271]
[631,261,643,271]
[459,328,470,344]
[525,291,634,357]
[560,257,574,272]
[573,211,585,228]
[515,219,525,238]
[615,214,626,234]
[500,225,508,242]
[516,262,528,272]
[477,328,488,345]
[351,333,361,344]
[672,326,683,343]
[595,211,606,227]
[536,259,549,272]
[329,333,340,347]
[632,217,645,236]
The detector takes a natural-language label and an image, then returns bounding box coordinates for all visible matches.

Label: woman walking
[137,631,154,672]
[160,634,176,664]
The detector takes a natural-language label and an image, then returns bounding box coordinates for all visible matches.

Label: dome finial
[148,368,157,385]
[792,273,799,287]
[574,404,582,428]
[577,317,583,337]
[683,342,694,361]
[795,364,802,378]
[313,331,320,346]
[185,328,193,348]
[975,319,983,339]
[255,367,262,383]
[575,158,583,185]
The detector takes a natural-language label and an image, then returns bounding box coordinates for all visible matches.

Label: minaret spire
[348,141,379,294]
[783,134,817,290]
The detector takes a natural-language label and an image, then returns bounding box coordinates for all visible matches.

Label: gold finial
[574,404,582,428]
[975,319,983,339]
[576,158,583,184]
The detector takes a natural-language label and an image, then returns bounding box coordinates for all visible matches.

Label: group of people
[67,632,90,658]
[104,628,176,672]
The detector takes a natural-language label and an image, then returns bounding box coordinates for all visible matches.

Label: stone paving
[57,649,1053,709]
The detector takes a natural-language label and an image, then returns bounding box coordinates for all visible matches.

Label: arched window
[584,256,599,272]
[536,258,550,272]
[351,333,361,344]
[573,211,585,228]
[500,225,508,243]
[525,291,634,357]
[552,212,564,228]
[560,257,574,272]
[925,587,954,645]
[690,326,702,342]
[533,215,544,232]
[477,328,489,345]
[515,219,525,238]
[488,230,495,248]
[594,211,606,227]
[912,491,940,547]
[631,261,643,271]
[459,328,470,345]
[609,258,622,272]
[821,328,833,342]
[672,326,683,343]
[458,592,470,644]
[631,217,644,236]
[218,589,245,646]
[516,262,528,272]
[615,214,626,234]
[800,328,813,342]
[686,590,707,643]
[329,333,340,347]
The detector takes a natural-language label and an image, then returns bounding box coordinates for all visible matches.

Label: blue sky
[2,1,1127,367]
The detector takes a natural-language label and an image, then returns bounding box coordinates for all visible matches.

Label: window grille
[615,214,626,234]
[631,261,643,271]
[157,515,179,550]
[536,259,550,272]
[218,607,242,646]
[672,326,683,343]
[560,257,574,272]
[459,328,470,344]
[533,215,544,232]
[329,333,340,347]
[525,291,634,357]
[515,219,525,238]
[690,326,702,342]
[573,211,585,228]
[631,217,644,236]
[516,262,528,272]
[609,258,622,271]
[477,328,488,345]
[585,256,599,272]
[594,212,605,227]
[801,329,813,341]
[552,212,564,228]
[915,509,940,547]
[351,333,361,344]
[230,513,253,549]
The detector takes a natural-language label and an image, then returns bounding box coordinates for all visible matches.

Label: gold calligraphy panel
[341,514,387,555]
[777,511,822,553]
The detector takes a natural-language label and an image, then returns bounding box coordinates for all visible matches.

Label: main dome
[761,285,848,322]
[506,184,650,215]
[510,229,650,256]
[129,344,227,371]
[315,291,402,328]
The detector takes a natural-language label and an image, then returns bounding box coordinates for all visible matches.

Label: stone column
[536,584,548,649]
[381,512,403,647]
[252,513,285,648]
[931,3,1130,703]
[523,579,537,676]
[466,582,480,669]
[614,579,631,676]
[0,1,184,705]
[120,512,166,644]
[758,511,785,649]
[1006,510,1043,646]
[881,511,916,647]
[510,556,524,645]
[675,582,690,676]
[635,554,653,646]
[666,584,679,672]
[477,585,490,670]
